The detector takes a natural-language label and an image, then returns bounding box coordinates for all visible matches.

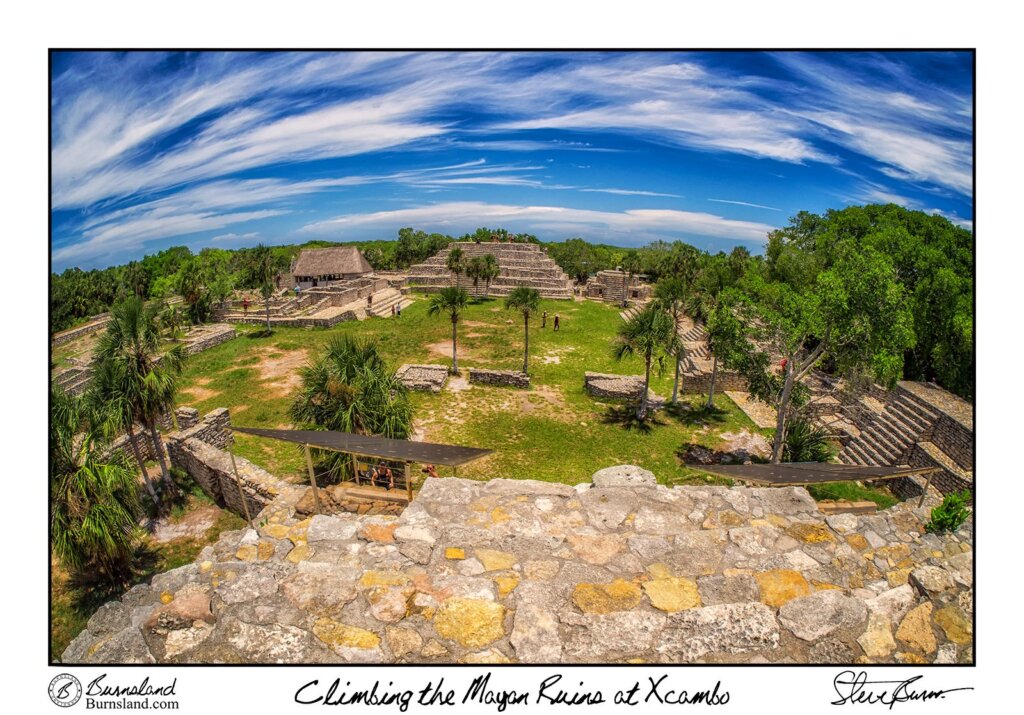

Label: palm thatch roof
[291,247,372,277]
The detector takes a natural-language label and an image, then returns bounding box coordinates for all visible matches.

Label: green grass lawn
[176,297,761,486]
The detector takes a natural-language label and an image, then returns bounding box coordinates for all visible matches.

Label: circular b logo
[48,674,82,707]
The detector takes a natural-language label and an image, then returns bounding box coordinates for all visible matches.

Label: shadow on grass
[600,403,668,434]
[666,399,731,428]
[245,328,275,339]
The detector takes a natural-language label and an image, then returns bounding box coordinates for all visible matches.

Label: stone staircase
[835,381,973,498]
[405,243,574,299]
[838,387,941,467]
[365,288,414,317]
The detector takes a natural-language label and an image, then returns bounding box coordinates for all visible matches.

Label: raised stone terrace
[62,465,972,665]
[837,382,973,497]
[404,243,574,299]
[218,278,413,328]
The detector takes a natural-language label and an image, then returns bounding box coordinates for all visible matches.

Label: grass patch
[173,298,763,485]
[807,481,899,510]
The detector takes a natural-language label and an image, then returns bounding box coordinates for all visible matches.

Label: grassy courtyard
[176,296,762,485]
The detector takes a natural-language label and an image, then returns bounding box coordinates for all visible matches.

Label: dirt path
[249,347,310,396]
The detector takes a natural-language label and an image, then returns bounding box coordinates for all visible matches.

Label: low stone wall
[679,371,748,394]
[63,464,974,665]
[227,310,357,329]
[468,368,530,389]
[183,325,236,356]
[584,371,645,399]
[52,314,111,346]
[395,364,449,392]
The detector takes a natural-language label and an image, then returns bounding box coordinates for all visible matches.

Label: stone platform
[63,465,972,665]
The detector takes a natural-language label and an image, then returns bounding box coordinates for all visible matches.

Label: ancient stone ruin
[468,368,530,389]
[586,269,653,304]
[216,276,411,329]
[404,243,574,299]
[395,364,450,393]
[61,462,972,665]
[584,372,666,407]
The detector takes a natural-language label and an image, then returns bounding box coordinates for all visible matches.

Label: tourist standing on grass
[542,311,547,328]
[391,304,396,317]
[396,305,401,318]
[554,314,560,331]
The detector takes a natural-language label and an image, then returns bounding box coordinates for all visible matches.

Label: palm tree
[480,254,500,299]
[291,336,413,481]
[159,303,186,342]
[504,286,541,375]
[427,287,469,374]
[620,251,642,308]
[447,247,465,287]
[88,359,162,506]
[51,386,143,583]
[94,296,187,495]
[612,302,674,421]
[654,277,688,404]
[686,261,731,409]
[244,243,277,333]
[466,256,484,298]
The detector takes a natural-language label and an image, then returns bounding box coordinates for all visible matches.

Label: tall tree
[653,277,688,404]
[427,287,469,374]
[480,254,500,299]
[736,241,915,462]
[612,302,675,421]
[447,247,465,287]
[50,386,143,583]
[465,256,484,297]
[94,296,187,492]
[504,286,541,375]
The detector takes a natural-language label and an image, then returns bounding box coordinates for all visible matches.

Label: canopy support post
[918,471,935,508]
[405,462,413,502]
[227,445,254,530]
[304,444,322,515]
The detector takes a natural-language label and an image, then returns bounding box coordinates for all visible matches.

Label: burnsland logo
[49,674,83,707]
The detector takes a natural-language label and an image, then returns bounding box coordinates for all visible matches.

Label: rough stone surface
[778,591,867,641]
[63,470,972,664]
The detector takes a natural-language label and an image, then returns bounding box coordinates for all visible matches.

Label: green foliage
[925,490,972,533]
[781,417,835,463]
[50,386,143,582]
[613,302,675,420]
[807,481,898,510]
[546,237,612,282]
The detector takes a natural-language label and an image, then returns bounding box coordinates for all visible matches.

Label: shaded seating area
[230,426,492,514]
[684,462,942,506]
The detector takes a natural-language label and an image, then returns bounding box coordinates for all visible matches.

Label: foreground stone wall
[62,465,972,665]
[395,364,449,393]
[165,408,290,518]
[468,368,530,389]
[679,371,748,394]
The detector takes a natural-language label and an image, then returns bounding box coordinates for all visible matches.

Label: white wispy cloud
[581,188,683,198]
[300,200,776,245]
[211,231,260,242]
[707,199,782,211]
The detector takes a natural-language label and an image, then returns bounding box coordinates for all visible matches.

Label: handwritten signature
[832,671,973,708]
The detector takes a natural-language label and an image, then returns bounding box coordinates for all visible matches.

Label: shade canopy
[683,462,940,487]
[231,426,493,467]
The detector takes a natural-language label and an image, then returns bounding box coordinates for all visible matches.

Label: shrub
[781,417,834,463]
[925,490,972,533]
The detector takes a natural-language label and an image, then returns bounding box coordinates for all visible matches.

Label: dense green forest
[51,205,972,397]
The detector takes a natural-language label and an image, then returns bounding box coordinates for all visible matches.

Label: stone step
[871,413,916,453]
[892,391,942,426]
[857,428,901,465]
[886,398,934,437]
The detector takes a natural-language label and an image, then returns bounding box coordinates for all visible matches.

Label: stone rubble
[62,466,973,665]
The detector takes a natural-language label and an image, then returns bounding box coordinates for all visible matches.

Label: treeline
[51,205,972,398]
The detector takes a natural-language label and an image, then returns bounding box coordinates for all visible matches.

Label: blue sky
[50,51,973,271]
